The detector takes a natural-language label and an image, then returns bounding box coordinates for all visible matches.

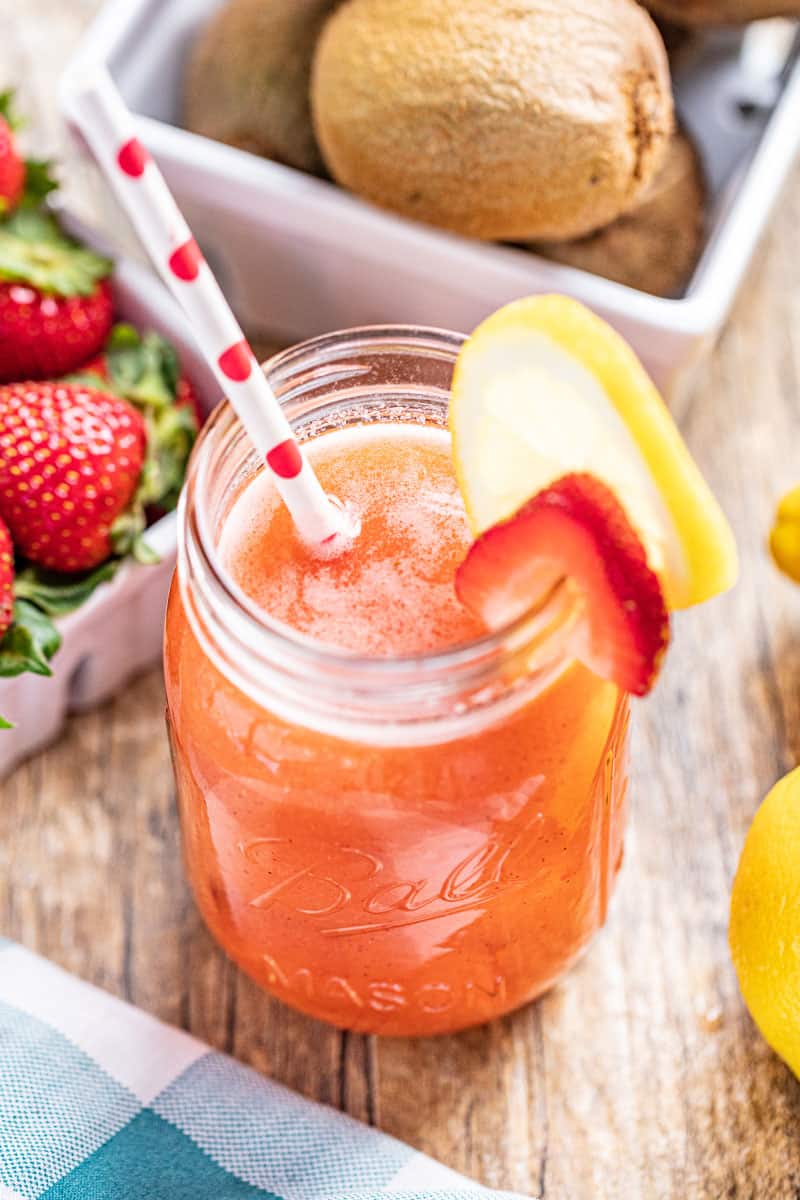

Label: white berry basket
[0,216,219,780]
[61,1,800,413]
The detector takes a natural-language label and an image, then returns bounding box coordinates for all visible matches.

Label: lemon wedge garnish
[450,295,738,609]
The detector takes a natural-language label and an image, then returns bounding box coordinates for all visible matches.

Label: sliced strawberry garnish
[455,472,670,696]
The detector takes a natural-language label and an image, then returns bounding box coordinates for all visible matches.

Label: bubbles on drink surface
[219,423,486,655]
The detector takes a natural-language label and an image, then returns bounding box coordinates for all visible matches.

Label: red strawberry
[0,381,146,573]
[0,278,113,383]
[0,211,113,382]
[0,92,24,215]
[455,472,670,696]
[0,515,13,638]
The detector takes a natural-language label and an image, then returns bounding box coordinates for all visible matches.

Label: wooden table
[2,3,800,1195]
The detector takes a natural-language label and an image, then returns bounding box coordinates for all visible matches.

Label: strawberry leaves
[0,90,21,133]
[0,560,125,724]
[0,599,61,678]
[108,510,160,564]
[103,323,180,407]
[0,591,62,725]
[0,560,126,725]
[19,159,58,209]
[137,402,198,513]
[12,560,122,615]
[0,210,111,296]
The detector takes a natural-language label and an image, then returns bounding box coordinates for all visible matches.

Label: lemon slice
[450,295,738,610]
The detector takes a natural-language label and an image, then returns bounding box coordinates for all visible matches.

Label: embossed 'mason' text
[259,952,508,1015]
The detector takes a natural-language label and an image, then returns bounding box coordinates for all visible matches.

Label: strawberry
[455,472,670,696]
[0,210,113,382]
[0,515,12,638]
[0,277,113,383]
[0,91,24,214]
[69,323,200,515]
[0,381,147,573]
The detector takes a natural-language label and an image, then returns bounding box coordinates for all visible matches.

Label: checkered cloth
[0,939,530,1200]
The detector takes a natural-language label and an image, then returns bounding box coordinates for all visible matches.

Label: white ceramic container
[61,1,800,402]
[0,218,219,779]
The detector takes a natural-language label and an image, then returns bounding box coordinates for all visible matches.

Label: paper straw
[63,67,344,545]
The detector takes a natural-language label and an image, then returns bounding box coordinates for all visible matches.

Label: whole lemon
[770,484,800,583]
[729,767,800,1079]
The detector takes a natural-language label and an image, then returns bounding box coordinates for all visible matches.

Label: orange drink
[164,328,630,1036]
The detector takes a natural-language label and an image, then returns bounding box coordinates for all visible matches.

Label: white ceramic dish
[0,216,218,779]
[62,1,800,404]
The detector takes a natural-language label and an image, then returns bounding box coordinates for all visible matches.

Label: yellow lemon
[729,767,800,1079]
[449,295,738,609]
[770,484,800,583]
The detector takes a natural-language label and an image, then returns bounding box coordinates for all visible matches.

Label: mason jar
[164,327,630,1037]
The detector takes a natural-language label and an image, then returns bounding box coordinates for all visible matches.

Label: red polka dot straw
[63,68,344,546]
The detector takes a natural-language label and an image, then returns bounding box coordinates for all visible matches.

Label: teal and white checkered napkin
[0,939,530,1200]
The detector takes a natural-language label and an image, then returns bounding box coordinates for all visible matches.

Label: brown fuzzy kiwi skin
[310,0,674,242]
[643,0,800,23]
[530,131,706,297]
[184,0,337,175]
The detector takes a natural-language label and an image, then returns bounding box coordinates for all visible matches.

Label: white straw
[64,66,344,545]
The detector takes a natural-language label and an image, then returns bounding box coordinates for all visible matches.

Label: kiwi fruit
[310,0,674,242]
[643,0,800,22]
[530,130,706,296]
[184,0,337,174]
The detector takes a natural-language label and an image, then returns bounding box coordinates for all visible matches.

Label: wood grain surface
[2,3,800,1196]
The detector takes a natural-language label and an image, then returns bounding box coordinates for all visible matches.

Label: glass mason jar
[164,327,630,1037]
